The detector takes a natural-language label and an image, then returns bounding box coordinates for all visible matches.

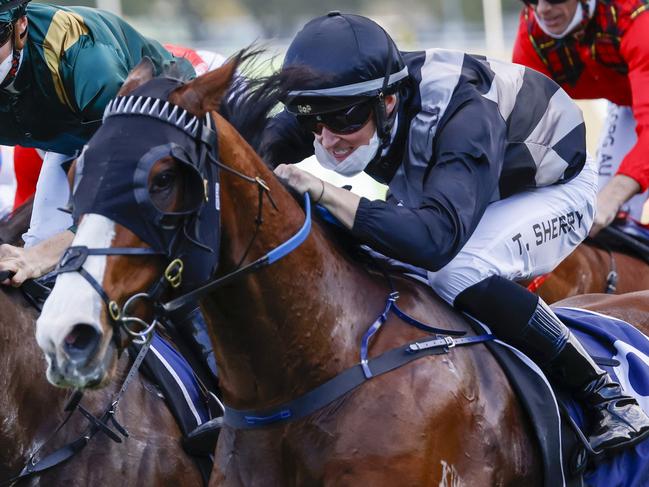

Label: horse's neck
[0,291,68,470]
[206,119,388,408]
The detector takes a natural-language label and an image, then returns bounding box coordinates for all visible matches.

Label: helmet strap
[365,32,403,185]
[375,29,397,150]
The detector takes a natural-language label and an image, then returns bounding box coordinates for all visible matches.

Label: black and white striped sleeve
[352,87,507,271]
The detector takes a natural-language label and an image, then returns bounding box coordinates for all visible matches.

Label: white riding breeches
[428,155,598,304]
[22,151,73,248]
[597,103,648,220]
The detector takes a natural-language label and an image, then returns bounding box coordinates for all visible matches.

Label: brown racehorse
[0,207,201,484]
[527,241,649,303]
[33,55,649,486]
[33,56,545,486]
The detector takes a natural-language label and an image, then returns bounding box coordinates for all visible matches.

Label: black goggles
[522,0,570,5]
[296,101,373,135]
[0,22,12,46]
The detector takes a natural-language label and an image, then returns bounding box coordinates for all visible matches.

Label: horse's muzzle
[45,327,114,389]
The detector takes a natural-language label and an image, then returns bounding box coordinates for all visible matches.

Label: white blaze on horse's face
[36,214,116,388]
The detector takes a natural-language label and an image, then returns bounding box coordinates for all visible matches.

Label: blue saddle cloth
[144,333,211,433]
[555,307,649,487]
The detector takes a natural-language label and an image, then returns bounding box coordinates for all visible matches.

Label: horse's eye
[151,170,176,193]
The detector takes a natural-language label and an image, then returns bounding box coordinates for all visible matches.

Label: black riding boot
[455,275,649,453]
[536,301,649,452]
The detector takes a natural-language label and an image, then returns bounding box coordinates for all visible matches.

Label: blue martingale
[223,292,492,429]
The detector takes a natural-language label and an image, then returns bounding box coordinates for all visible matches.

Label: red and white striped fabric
[164,44,226,76]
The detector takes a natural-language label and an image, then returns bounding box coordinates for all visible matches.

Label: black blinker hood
[72,77,222,291]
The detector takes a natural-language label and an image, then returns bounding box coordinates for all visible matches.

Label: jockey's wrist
[610,174,641,204]
[27,230,75,274]
[315,182,360,230]
[313,179,325,204]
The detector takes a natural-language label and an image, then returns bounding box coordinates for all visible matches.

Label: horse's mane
[217,48,324,163]
[216,50,285,157]
[0,197,32,246]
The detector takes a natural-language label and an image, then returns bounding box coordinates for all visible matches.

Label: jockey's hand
[0,230,74,287]
[273,163,361,230]
[274,164,323,200]
[590,174,642,237]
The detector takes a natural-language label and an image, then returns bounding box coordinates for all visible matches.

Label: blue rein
[267,193,312,264]
[162,193,312,314]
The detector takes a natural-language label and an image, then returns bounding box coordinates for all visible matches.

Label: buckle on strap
[407,335,456,354]
[164,259,184,289]
[108,301,121,321]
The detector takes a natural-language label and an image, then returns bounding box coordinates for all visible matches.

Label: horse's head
[36,57,240,388]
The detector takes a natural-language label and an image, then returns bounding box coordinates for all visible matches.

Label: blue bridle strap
[224,331,494,429]
[162,193,312,314]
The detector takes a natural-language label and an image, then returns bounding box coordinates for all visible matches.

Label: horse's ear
[118,57,155,96]
[170,59,238,117]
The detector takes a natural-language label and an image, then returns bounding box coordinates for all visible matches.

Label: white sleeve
[22,152,73,248]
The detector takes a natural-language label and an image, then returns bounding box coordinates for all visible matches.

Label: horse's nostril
[63,324,101,362]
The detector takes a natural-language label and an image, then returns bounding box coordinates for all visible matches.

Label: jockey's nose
[63,323,101,363]
[319,126,342,150]
[536,0,555,14]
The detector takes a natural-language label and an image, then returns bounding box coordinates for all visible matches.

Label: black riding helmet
[282,11,408,146]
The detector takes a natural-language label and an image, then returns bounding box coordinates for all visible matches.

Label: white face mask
[536,0,596,39]
[313,131,380,177]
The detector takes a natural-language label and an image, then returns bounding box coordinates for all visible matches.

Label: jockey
[0,0,195,285]
[8,46,223,214]
[512,0,649,235]
[266,12,649,453]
